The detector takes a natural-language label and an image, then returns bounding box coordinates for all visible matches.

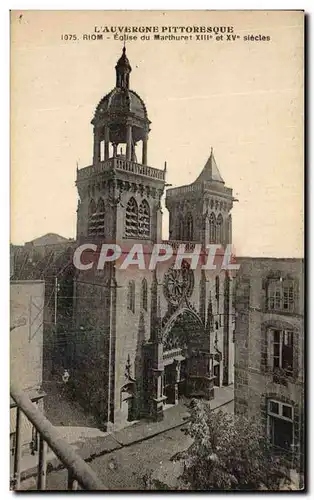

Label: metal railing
[10,384,106,491]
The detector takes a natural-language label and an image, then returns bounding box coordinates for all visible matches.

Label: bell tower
[166,148,235,247]
[76,48,166,244]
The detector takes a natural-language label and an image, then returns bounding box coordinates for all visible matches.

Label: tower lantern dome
[91,47,151,165]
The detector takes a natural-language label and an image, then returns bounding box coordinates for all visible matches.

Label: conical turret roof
[194,148,225,184]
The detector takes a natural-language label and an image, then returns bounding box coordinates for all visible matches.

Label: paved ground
[43,380,98,428]
[90,400,235,491]
[21,398,234,491]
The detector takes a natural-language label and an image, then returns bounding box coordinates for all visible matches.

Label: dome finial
[115,46,132,89]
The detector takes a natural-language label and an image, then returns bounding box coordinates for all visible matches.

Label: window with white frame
[269,328,293,374]
[267,278,295,312]
[267,399,294,452]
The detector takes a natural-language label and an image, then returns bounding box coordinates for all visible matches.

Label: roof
[194,149,225,184]
[25,233,71,247]
[115,46,132,72]
[236,256,304,263]
[93,88,148,122]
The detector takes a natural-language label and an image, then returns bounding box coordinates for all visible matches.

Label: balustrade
[77,158,165,182]
[10,384,105,491]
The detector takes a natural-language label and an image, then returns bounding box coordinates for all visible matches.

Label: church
[72,47,236,430]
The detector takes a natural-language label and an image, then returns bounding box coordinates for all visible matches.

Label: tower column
[131,142,137,162]
[113,144,117,157]
[104,126,110,161]
[93,128,101,164]
[228,214,232,244]
[142,135,148,165]
[126,125,132,161]
[155,202,163,243]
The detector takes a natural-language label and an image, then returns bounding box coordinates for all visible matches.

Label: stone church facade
[72,48,236,430]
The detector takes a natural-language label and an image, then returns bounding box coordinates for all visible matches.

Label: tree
[176,400,291,491]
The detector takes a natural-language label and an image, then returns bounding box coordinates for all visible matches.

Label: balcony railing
[10,384,105,491]
[166,181,233,198]
[77,158,165,182]
[161,240,202,252]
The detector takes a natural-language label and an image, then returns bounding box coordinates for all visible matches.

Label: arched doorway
[162,308,214,405]
[120,381,136,422]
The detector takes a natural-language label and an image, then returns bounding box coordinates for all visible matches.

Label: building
[10,280,46,457]
[234,258,304,473]
[11,235,76,381]
[24,233,73,249]
[71,48,236,429]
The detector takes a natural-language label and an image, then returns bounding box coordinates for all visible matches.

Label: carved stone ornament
[163,263,194,306]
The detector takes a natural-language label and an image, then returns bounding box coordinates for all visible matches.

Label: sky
[10,10,304,257]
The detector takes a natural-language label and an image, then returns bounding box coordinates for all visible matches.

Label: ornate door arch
[162,307,205,352]
[161,307,214,401]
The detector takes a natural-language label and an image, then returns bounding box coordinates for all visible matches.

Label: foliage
[142,473,172,491]
[177,400,291,491]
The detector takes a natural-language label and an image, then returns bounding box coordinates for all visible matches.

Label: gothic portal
[73,48,235,430]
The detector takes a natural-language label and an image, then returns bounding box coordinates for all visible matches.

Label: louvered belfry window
[88,199,97,236]
[125,197,150,239]
[216,213,223,244]
[139,200,150,238]
[125,197,138,238]
[88,198,105,237]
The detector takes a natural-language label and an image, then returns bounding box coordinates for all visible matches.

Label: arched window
[216,214,223,244]
[89,199,96,216]
[209,213,216,243]
[97,198,105,213]
[138,200,150,238]
[215,275,220,305]
[125,197,138,238]
[88,199,97,236]
[178,215,184,240]
[95,198,105,236]
[127,280,135,313]
[141,278,148,311]
[89,198,105,236]
[227,214,232,244]
[185,212,193,241]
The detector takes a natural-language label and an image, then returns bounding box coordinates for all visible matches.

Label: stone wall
[234,258,304,469]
